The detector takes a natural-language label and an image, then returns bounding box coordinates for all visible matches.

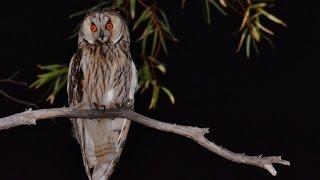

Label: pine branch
[0,107,290,176]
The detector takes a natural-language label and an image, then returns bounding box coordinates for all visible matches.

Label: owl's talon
[93,103,99,111]
[92,103,107,112]
[99,105,106,112]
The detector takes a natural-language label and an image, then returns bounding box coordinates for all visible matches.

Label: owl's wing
[67,50,95,179]
[125,60,138,109]
[67,50,85,142]
[129,61,138,102]
[67,50,84,108]
[67,50,84,146]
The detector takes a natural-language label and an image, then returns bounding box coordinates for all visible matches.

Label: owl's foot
[93,103,99,110]
[93,103,106,112]
[99,105,106,112]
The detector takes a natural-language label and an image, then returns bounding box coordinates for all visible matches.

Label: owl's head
[78,7,129,46]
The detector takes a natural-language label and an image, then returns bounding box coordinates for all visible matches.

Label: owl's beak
[98,31,105,42]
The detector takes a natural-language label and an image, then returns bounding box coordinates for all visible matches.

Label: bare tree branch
[0,107,290,176]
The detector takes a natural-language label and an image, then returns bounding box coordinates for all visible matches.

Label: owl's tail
[91,162,115,180]
[76,118,130,180]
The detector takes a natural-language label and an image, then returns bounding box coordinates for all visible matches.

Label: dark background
[0,0,319,179]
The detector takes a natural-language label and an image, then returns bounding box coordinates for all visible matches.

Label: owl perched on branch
[67,7,137,180]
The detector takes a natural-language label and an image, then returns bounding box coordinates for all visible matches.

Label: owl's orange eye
[106,22,113,30]
[90,24,97,32]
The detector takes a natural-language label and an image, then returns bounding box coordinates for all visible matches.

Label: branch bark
[0,107,290,176]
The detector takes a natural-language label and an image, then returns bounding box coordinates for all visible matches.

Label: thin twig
[0,71,27,86]
[0,71,38,107]
[0,90,38,108]
[0,107,290,176]
[0,79,27,86]
[224,0,243,15]
[138,0,149,9]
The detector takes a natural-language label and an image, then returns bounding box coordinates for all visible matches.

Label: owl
[67,7,138,180]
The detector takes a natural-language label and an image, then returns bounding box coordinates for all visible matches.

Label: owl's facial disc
[81,12,123,45]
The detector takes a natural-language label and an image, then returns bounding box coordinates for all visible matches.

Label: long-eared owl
[67,7,137,180]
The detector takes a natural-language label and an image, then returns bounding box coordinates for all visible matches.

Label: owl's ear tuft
[111,6,120,13]
[102,6,120,14]
[85,9,98,18]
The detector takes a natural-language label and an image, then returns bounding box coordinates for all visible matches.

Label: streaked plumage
[67,7,137,180]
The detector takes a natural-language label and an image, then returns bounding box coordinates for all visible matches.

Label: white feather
[102,89,114,106]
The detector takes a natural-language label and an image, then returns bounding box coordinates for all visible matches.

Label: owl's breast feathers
[80,44,134,109]
[68,43,134,107]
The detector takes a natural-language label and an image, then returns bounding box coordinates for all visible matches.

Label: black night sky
[0,0,319,180]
